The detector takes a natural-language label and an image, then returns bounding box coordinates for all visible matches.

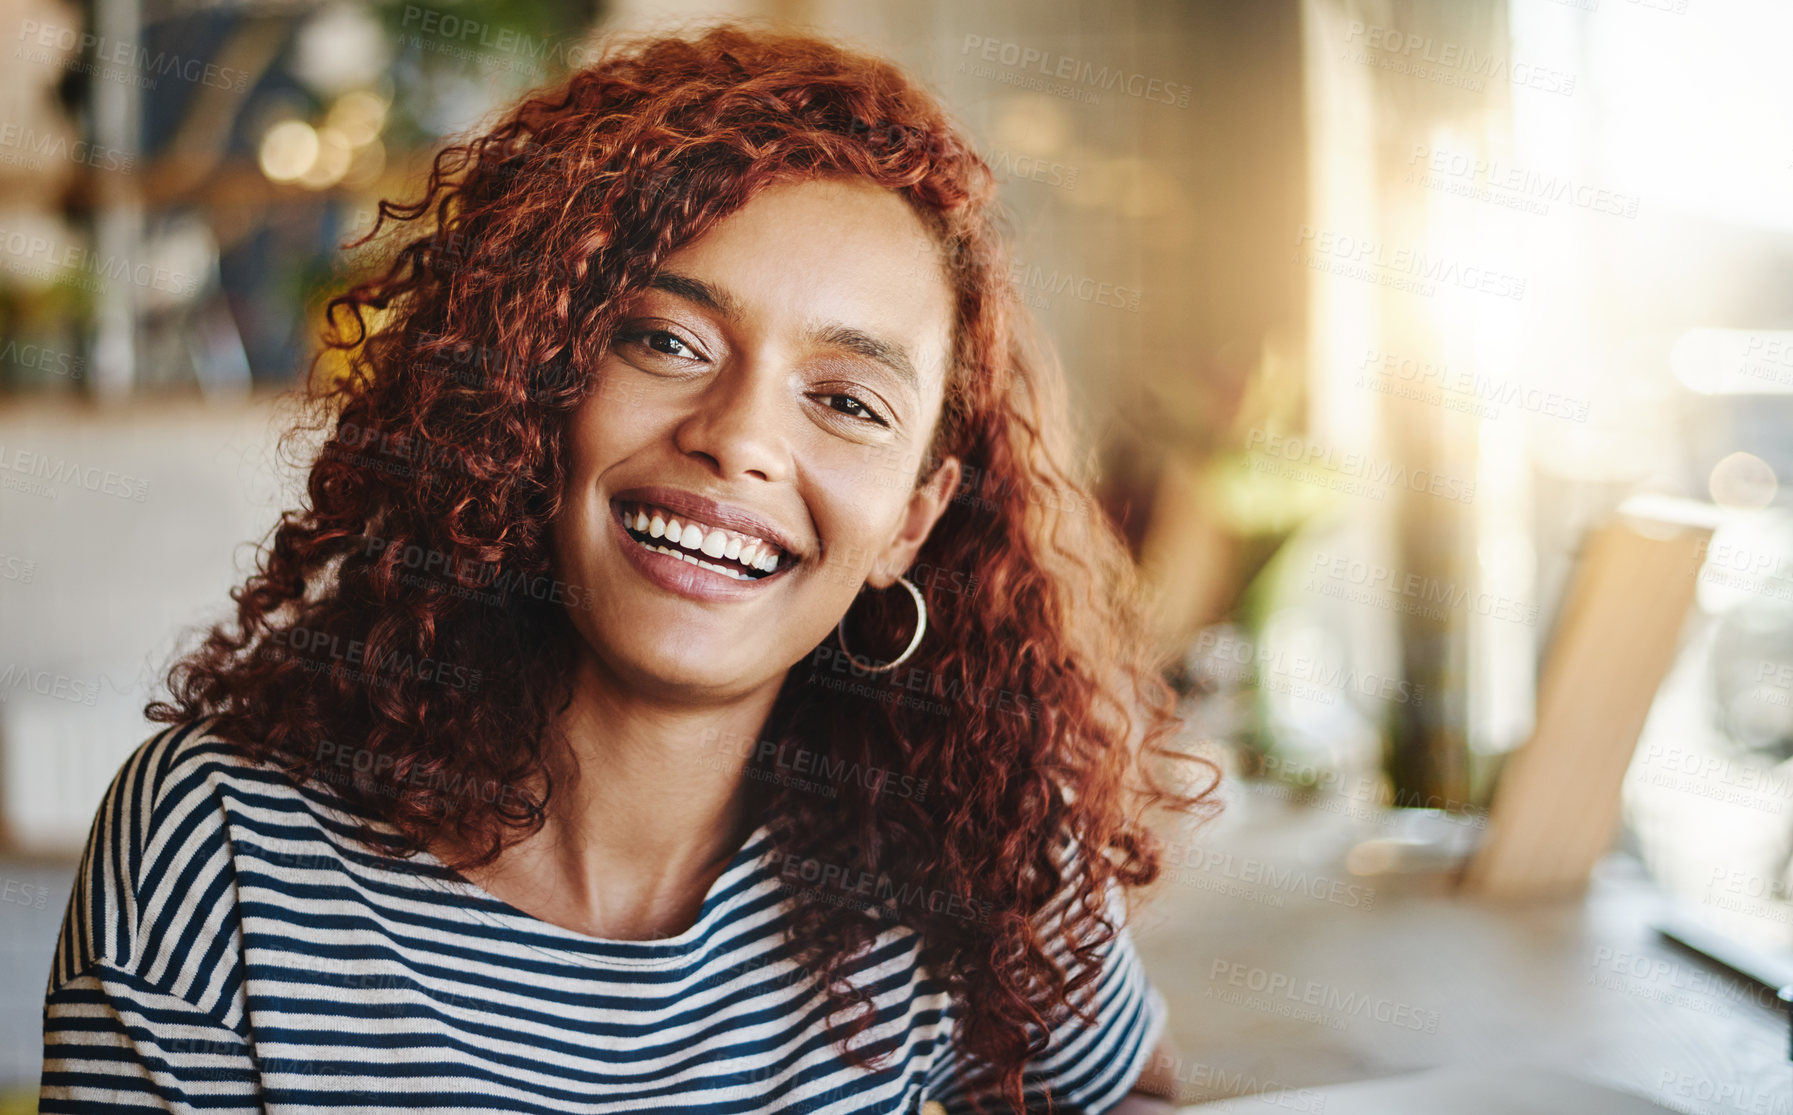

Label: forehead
[652,176,956,388]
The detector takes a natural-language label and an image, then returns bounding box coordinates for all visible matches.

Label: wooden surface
[1130,780,1789,1112]
[1175,1063,1696,1112]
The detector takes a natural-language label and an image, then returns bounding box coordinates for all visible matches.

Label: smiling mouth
[615,501,794,582]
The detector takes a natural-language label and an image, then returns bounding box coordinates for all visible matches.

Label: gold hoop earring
[835,575,927,673]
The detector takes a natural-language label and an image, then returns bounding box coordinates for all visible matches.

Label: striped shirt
[40,720,1167,1113]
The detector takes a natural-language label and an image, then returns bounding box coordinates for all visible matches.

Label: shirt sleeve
[926,864,1171,1114]
[41,970,261,1113]
[1013,879,1170,1113]
[39,721,263,1113]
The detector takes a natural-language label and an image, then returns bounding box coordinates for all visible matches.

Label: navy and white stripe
[41,719,1167,1113]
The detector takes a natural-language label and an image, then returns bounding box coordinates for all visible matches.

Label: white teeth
[636,541,755,581]
[697,557,746,579]
[622,502,792,577]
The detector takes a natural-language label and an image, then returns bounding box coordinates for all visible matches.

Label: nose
[671,354,794,483]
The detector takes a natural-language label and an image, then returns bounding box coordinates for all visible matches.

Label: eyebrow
[647,271,923,400]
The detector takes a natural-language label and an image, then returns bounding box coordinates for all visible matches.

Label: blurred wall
[0,396,309,851]
[0,0,1308,854]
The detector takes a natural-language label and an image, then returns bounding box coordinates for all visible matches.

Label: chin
[591,638,769,699]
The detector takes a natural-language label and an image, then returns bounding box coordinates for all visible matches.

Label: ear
[866,456,962,589]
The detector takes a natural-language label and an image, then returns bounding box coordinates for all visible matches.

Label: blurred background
[2,0,1790,1110]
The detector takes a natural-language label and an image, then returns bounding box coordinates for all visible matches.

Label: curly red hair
[148,20,1218,1113]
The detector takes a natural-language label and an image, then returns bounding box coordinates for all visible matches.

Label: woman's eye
[817,393,888,426]
[618,329,701,360]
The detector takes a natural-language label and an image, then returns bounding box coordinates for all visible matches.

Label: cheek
[565,389,670,483]
[807,480,909,579]
[809,435,918,505]
[551,412,624,564]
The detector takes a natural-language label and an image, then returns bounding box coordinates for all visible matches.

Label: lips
[609,486,807,562]
[606,485,808,596]
[617,501,783,579]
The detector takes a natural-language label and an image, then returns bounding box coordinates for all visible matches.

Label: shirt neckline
[410,820,781,964]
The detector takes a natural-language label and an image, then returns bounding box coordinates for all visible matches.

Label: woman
[41,21,1216,1115]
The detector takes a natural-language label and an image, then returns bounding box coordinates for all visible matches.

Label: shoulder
[1032,832,1170,1100]
[46,716,353,999]
[925,836,1170,1111]
[81,715,328,871]
[1032,827,1131,954]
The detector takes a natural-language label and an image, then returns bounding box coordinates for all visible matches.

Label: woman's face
[552,175,963,703]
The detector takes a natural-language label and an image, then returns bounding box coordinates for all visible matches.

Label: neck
[524,649,783,922]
